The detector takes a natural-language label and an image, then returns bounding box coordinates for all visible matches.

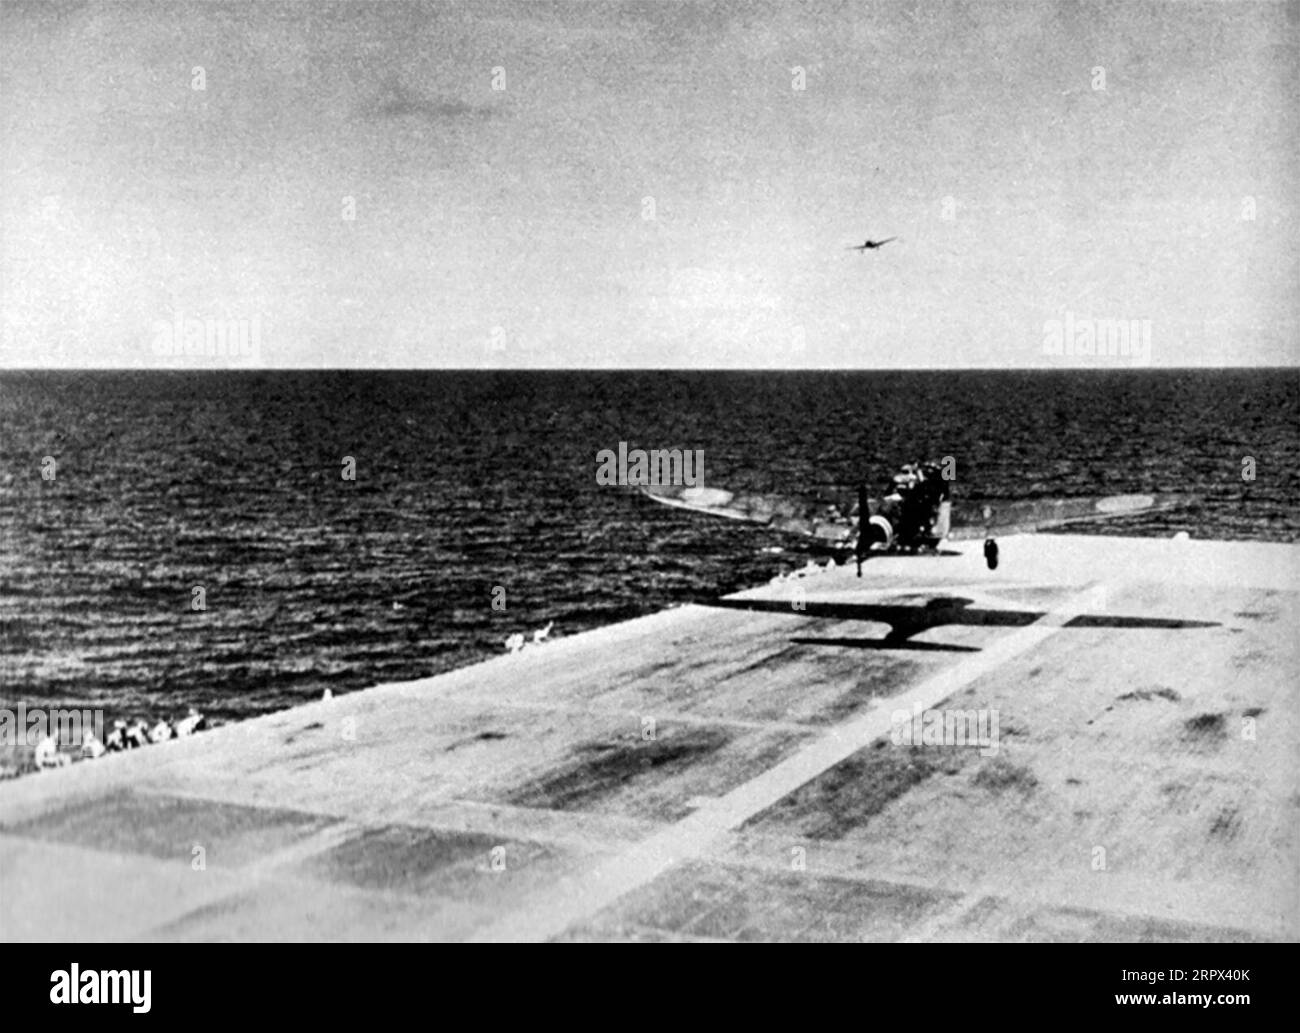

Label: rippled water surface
[1,369,1295,725]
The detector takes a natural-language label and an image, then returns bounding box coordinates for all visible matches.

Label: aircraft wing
[643,484,1188,545]
[640,484,855,544]
[945,494,1188,540]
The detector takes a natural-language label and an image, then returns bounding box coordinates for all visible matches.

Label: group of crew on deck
[32,707,207,772]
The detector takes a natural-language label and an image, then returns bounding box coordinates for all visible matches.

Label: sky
[1,0,1296,369]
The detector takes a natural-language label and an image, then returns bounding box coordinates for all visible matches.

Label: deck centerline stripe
[469,584,1106,942]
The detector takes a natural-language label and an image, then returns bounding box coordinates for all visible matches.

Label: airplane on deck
[640,464,1212,650]
[640,459,1188,576]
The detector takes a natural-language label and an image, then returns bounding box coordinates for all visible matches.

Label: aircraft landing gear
[984,538,999,570]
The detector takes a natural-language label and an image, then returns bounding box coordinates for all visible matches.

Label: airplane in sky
[846,236,898,252]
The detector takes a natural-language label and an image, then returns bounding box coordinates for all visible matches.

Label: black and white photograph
[0,0,1295,986]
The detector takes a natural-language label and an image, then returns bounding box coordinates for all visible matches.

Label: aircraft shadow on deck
[708,596,1220,647]
[788,636,981,653]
